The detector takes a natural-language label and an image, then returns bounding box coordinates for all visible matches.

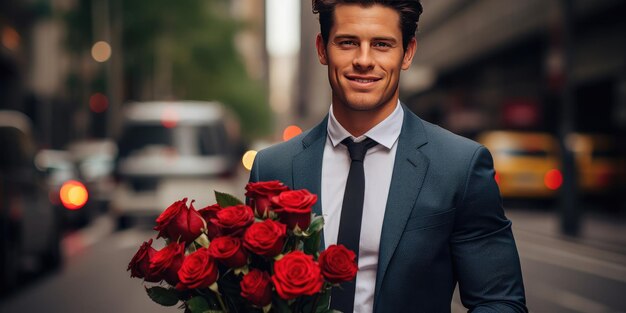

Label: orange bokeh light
[2,27,20,51]
[91,41,111,62]
[59,180,88,210]
[283,125,302,141]
[89,93,109,113]
[544,169,563,190]
[241,150,258,171]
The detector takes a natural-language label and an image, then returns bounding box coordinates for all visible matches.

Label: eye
[338,40,358,47]
[373,42,392,49]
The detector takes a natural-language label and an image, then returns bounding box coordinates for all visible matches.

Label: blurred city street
[1,0,626,312]
[0,168,250,313]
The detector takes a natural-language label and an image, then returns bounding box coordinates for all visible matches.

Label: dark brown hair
[312,0,423,51]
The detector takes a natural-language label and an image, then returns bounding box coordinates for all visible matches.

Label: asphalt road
[1,209,625,313]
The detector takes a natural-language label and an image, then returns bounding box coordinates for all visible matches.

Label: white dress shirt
[321,101,403,313]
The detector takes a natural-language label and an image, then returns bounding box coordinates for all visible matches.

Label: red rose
[176,248,218,291]
[154,198,205,244]
[246,181,290,217]
[240,269,273,307]
[272,251,324,300]
[210,205,255,236]
[149,242,186,285]
[208,236,248,268]
[198,203,222,239]
[127,239,160,282]
[243,219,286,257]
[318,244,358,284]
[271,189,317,230]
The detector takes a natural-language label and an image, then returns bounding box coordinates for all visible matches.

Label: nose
[353,45,374,70]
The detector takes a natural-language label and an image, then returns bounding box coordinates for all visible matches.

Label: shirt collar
[327,100,403,149]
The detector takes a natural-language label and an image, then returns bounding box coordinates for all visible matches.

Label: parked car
[67,139,117,212]
[0,111,62,294]
[35,149,91,228]
[477,131,562,198]
[569,133,624,195]
[35,139,117,229]
[111,101,241,228]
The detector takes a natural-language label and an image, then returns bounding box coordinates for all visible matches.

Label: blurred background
[0,0,624,312]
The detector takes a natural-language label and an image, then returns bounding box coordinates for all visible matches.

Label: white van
[110,101,241,228]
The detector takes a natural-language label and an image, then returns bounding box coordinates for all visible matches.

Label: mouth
[345,75,381,88]
[351,78,378,83]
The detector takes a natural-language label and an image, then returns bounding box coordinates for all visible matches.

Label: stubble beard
[334,83,398,114]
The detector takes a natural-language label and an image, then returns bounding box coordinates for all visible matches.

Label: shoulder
[405,112,490,185]
[407,111,483,160]
[405,112,499,209]
[251,117,327,184]
[257,116,328,162]
[249,133,302,184]
[253,123,324,182]
[421,119,481,153]
[256,130,308,161]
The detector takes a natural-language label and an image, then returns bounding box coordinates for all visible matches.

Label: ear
[401,37,417,70]
[316,33,328,65]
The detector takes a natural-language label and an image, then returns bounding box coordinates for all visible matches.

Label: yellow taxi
[569,133,623,195]
[477,131,562,198]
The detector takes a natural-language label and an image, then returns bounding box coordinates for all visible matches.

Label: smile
[346,75,381,88]
[353,78,376,83]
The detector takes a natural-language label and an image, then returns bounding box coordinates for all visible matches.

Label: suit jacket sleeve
[249,152,260,184]
[452,146,528,313]
[246,151,261,206]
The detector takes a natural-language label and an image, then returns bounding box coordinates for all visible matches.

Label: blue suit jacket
[249,106,527,313]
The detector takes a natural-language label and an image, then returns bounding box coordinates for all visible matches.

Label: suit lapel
[374,107,429,306]
[292,117,328,218]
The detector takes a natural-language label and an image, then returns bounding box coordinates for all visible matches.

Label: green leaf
[186,296,211,313]
[315,291,332,313]
[292,225,305,237]
[300,290,331,313]
[195,233,210,249]
[215,191,244,207]
[271,294,292,313]
[146,286,179,307]
[208,282,220,294]
[274,253,284,261]
[307,214,325,234]
[299,295,315,313]
[234,265,249,276]
[303,230,322,259]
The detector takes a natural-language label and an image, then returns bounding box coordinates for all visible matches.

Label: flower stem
[216,292,228,313]
[310,284,329,313]
[309,293,321,313]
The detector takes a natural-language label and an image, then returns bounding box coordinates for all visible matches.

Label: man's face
[317,4,416,115]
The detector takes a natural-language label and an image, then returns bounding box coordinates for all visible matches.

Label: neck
[332,99,398,138]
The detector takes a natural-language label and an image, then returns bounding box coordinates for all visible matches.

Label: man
[249,1,527,312]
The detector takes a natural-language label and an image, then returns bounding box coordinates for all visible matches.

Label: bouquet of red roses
[127,181,357,313]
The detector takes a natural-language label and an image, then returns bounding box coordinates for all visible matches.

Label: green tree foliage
[65,0,270,139]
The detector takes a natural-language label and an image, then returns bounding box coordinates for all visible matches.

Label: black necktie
[331,137,378,313]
